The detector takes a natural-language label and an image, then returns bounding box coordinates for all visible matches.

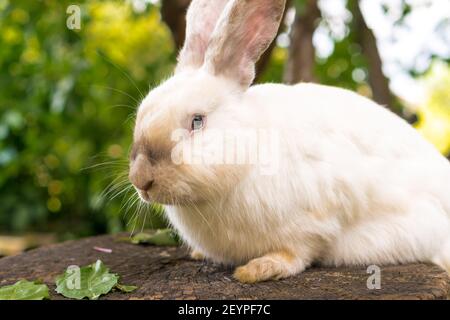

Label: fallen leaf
[129,229,179,246]
[115,283,137,293]
[0,280,49,300]
[55,260,118,300]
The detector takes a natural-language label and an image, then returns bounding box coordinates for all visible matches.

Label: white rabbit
[129,0,450,283]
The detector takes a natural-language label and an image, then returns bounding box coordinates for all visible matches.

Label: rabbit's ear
[204,0,286,87]
[176,0,230,72]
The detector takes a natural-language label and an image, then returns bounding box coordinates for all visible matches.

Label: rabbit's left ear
[204,0,286,88]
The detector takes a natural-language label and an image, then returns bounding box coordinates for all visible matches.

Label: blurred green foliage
[0,0,171,237]
[416,61,450,155]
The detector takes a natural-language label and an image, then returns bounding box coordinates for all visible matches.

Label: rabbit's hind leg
[233,249,313,283]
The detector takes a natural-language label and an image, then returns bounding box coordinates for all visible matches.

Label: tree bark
[160,0,191,50]
[352,0,393,109]
[283,0,321,84]
[0,234,449,299]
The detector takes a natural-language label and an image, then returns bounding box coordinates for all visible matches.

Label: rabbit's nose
[135,179,154,192]
[129,154,154,191]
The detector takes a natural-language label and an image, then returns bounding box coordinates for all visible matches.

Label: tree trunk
[352,0,393,109]
[283,0,321,84]
[160,0,191,50]
[0,233,448,299]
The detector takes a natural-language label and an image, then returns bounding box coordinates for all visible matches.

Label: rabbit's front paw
[190,250,206,261]
[233,251,301,284]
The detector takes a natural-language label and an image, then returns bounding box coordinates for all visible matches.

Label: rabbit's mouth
[136,189,151,203]
[135,184,186,205]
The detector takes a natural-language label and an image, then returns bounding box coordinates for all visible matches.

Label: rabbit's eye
[191,114,205,131]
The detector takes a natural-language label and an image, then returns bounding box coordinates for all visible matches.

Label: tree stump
[0,234,448,300]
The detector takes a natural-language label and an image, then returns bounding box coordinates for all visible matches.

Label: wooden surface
[0,234,448,300]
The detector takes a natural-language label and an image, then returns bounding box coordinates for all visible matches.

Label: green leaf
[115,283,137,293]
[129,229,179,246]
[0,280,49,300]
[55,260,118,300]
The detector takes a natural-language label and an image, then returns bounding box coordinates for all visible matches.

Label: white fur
[163,81,450,274]
[131,0,450,279]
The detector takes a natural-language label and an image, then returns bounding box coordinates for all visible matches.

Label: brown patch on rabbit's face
[130,142,242,205]
[130,70,246,205]
[131,131,245,205]
[130,108,186,204]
